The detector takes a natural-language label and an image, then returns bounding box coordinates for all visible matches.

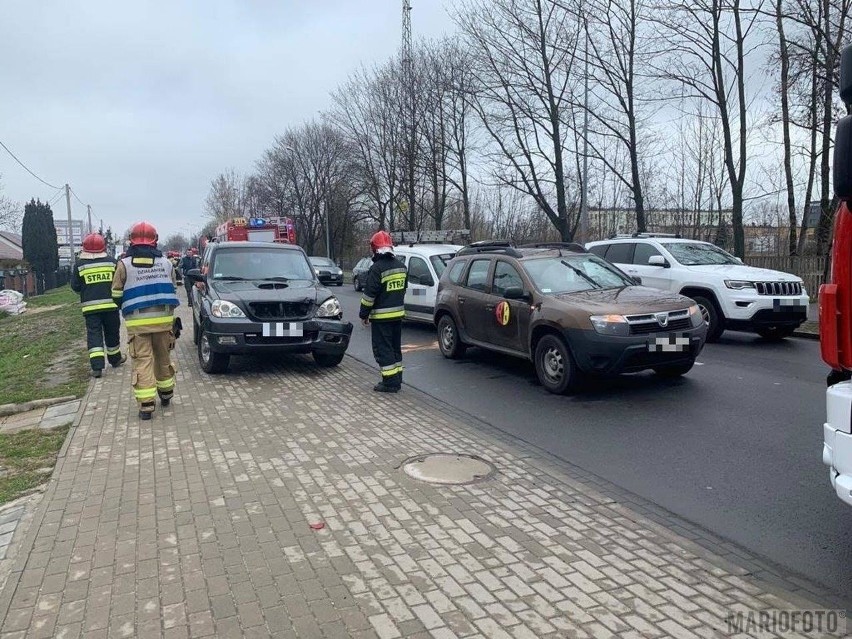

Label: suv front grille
[626,309,691,335]
[755,281,802,296]
[249,301,313,321]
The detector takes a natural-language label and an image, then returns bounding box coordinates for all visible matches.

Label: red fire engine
[820,44,852,505]
[214,216,296,245]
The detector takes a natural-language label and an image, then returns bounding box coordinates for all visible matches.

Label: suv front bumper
[565,327,706,375]
[203,317,353,356]
[721,292,808,330]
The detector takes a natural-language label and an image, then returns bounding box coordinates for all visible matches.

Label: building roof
[0,231,24,261]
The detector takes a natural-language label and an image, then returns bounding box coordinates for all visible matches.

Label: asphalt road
[335,285,852,603]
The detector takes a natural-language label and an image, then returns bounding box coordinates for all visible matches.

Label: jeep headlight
[317,296,341,318]
[211,300,245,318]
[589,314,629,336]
[725,280,755,290]
[688,304,704,328]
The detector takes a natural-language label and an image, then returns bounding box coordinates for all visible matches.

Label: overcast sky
[0,0,455,241]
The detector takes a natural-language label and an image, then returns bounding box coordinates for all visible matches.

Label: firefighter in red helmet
[70,233,125,377]
[110,221,180,420]
[359,230,408,392]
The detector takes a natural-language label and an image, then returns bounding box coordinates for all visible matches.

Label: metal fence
[744,256,827,300]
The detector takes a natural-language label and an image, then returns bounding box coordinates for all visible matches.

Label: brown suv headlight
[688,304,704,328]
[589,314,630,337]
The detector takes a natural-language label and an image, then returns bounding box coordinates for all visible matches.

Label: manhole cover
[401,454,495,485]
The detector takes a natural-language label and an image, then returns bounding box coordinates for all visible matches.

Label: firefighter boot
[139,402,155,420]
[373,381,400,393]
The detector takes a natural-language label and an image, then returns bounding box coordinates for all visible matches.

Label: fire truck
[214,216,296,245]
[821,44,852,505]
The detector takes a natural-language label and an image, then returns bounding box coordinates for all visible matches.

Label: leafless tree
[454,0,583,241]
[0,176,21,232]
[204,169,249,223]
[652,0,764,257]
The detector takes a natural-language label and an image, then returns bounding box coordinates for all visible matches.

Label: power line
[0,139,62,190]
[69,186,86,208]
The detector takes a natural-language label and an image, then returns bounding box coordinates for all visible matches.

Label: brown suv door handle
[485,304,495,311]
[458,297,466,304]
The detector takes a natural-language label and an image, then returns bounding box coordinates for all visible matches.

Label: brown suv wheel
[534,334,579,394]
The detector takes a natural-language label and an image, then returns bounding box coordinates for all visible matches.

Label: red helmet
[82,233,106,253]
[129,221,158,247]
[370,230,394,254]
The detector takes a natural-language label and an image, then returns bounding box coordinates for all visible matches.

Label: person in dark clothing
[359,230,408,393]
[179,249,198,306]
[70,233,125,378]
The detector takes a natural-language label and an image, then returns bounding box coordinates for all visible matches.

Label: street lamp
[284,145,332,259]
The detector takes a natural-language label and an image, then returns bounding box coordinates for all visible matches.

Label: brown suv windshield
[523,255,631,295]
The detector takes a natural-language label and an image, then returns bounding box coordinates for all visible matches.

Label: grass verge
[0,425,69,505]
[0,285,89,405]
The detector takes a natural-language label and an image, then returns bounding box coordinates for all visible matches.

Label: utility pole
[402,0,415,230]
[579,1,590,244]
[324,197,332,260]
[65,184,76,260]
[87,204,93,235]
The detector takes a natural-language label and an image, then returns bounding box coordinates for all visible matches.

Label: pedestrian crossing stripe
[262,322,304,337]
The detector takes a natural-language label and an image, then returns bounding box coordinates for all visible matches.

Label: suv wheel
[654,360,695,378]
[198,328,230,374]
[193,315,201,345]
[692,295,724,342]
[353,275,362,292]
[437,315,466,359]
[534,334,579,394]
[314,352,344,367]
[757,326,796,341]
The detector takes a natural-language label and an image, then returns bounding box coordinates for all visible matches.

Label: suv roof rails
[608,232,681,239]
[456,240,523,257]
[519,242,588,253]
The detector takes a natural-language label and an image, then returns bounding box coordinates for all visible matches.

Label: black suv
[434,242,707,393]
[186,241,353,373]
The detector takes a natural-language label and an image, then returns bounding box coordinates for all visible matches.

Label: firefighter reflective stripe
[134,387,157,401]
[381,362,404,377]
[380,268,407,282]
[81,298,118,313]
[369,306,405,320]
[156,377,175,390]
[111,288,123,299]
[80,266,115,285]
[125,314,174,328]
[106,346,122,356]
[360,295,375,308]
[88,347,105,359]
[78,261,115,271]
[131,257,155,267]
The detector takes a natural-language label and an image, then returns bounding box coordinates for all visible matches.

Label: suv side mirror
[648,255,669,268]
[503,286,530,301]
[185,268,205,283]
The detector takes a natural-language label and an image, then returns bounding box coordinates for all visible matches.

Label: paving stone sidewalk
[0,304,843,638]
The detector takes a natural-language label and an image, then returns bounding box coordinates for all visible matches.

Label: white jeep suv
[586,235,808,341]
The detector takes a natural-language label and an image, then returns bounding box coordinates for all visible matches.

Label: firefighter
[70,233,125,378]
[111,221,180,420]
[359,230,407,392]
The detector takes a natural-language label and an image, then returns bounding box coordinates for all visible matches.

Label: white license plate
[773,299,806,311]
[262,322,304,337]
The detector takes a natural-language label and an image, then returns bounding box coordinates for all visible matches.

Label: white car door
[629,242,674,291]
[405,255,436,321]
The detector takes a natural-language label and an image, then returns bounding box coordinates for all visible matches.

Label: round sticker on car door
[495,300,511,326]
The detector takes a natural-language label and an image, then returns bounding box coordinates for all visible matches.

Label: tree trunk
[776,0,797,255]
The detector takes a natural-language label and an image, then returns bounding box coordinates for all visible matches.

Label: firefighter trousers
[371,320,403,388]
[85,311,122,371]
[128,330,176,412]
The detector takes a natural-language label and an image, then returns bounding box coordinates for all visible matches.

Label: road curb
[793,331,819,340]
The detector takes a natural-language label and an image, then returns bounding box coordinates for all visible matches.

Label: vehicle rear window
[588,245,608,258]
[604,243,634,264]
[430,253,456,277]
[633,243,662,265]
[464,259,490,292]
[211,248,314,281]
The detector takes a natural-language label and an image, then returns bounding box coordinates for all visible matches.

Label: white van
[394,243,463,323]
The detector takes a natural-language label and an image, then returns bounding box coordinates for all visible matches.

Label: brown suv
[434,241,708,393]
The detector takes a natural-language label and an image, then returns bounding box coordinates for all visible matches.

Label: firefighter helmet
[82,233,106,253]
[128,221,158,247]
[369,230,394,254]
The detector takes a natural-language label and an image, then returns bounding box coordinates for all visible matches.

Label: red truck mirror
[836,46,852,201]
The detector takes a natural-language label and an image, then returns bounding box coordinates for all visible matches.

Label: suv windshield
[524,255,632,294]
[662,242,739,266]
[309,257,335,267]
[212,248,315,281]
[430,254,455,278]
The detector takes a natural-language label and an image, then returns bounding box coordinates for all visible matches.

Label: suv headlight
[688,304,704,328]
[725,280,755,290]
[589,314,629,336]
[316,297,341,318]
[211,300,246,318]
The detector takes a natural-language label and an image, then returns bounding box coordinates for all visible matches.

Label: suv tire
[314,352,344,367]
[534,334,579,394]
[353,275,362,292]
[692,295,724,342]
[437,314,466,359]
[653,360,695,378]
[757,326,796,341]
[193,316,201,345]
[198,328,230,374]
